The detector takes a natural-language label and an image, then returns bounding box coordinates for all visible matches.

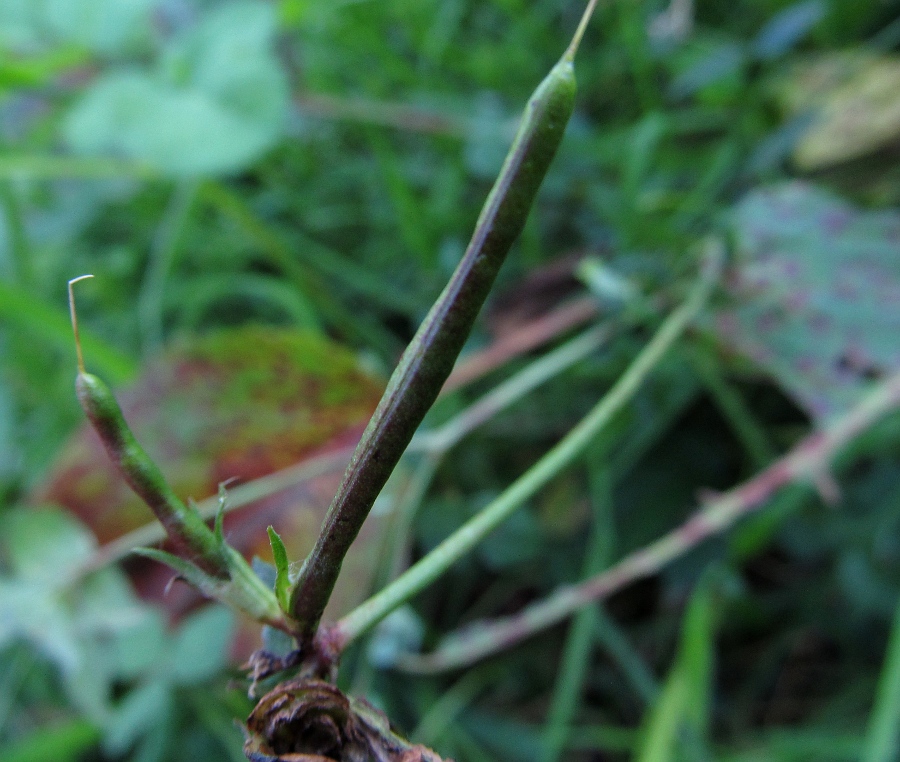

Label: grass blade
[863,598,900,762]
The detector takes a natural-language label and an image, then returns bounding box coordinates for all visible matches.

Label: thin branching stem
[413,323,613,455]
[398,368,900,672]
[332,245,722,647]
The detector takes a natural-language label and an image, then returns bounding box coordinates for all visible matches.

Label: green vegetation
[2,0,900,760]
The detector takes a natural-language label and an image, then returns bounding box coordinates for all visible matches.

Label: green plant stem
[138,180,198,351]
[414,323,613,455]
[379,322,612,583]
[540,466,614,762]
[69,276,225,577]
[69,277,287,629]
[334,248,720,647]
[398,367,900,672]
[76,371,230,578]
[289,56,577,641]
[441,296,600,394]
[412,670,490,747]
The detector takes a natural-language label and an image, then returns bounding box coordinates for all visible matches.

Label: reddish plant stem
[441,296,600,394]
[295,92,471,137]
[398,370,900,673]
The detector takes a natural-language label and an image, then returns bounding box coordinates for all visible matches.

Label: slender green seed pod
[288,56,577,636]
[75,372,227,576]
[468,56,576,266]
[68,276,228,578]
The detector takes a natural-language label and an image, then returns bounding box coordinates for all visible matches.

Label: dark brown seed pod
[244,679,448,762]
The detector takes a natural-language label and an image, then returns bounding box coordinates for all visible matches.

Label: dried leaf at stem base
[244,678,448,762]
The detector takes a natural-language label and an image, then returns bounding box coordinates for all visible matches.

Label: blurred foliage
[778,51,900,171]
[64,2,289,175]
[1,0,900,761]
[716,182,900,423]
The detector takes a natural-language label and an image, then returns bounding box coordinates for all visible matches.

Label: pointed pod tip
[68,274,94,374]
[566,0,601,60]
[68,274,95,288]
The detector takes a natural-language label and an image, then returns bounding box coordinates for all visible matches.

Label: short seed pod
[68,276,227,578]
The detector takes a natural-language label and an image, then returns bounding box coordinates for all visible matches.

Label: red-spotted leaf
[715,182,900,423]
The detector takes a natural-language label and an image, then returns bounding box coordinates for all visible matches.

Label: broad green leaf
[167,605,234,684]
[716,183,900,423]
[0,718,100,762]
[108,610,167,680]
[61,634,115,722]
[64,2,288,176]
[1,507,95,583]
[103,679,171,756]
[0,0,153,55]
[0,580,79,671]
[74,567,151,633]
[0,507,154,723]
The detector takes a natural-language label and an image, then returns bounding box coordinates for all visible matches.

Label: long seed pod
[68,276,229,578]
[288,54,578,638]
